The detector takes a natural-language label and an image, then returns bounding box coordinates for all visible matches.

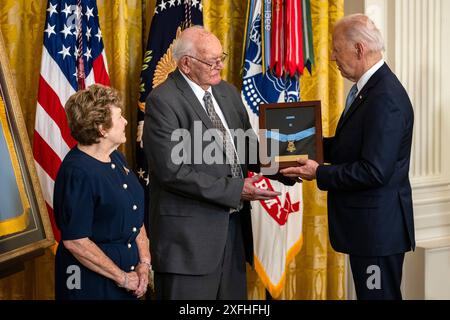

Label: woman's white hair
[172,25,206,62]
[336,14,385,52]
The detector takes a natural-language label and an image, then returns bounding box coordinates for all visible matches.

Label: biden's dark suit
[316,63,415,299]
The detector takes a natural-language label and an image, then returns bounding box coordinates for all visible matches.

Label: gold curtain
[0,0,345,300]
[96,0,145,161]
[296,0,346,300]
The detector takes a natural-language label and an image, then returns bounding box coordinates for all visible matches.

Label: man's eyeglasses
[185,52,228,70]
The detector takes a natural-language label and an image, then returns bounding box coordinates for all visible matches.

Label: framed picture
[259,101,323,169]
[0,30,54,269]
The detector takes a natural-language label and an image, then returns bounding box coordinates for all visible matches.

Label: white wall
[344,0,450,300]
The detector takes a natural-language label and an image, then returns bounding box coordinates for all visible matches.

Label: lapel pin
[123,166,130,175]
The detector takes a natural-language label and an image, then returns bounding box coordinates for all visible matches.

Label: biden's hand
[280,158,319,181]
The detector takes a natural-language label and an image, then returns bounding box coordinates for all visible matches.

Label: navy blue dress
[54,147,145,300]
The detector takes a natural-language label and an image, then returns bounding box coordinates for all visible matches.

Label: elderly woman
[54,84,150,300]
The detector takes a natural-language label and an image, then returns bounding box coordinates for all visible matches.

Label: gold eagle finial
[152,27,182,89]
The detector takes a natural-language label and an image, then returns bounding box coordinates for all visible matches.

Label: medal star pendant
[287,141,296,153]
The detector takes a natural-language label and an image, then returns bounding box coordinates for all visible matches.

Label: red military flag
[285,0,304,76]
[270,0,306,77]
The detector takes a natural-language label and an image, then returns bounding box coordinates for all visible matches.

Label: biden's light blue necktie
[343,84,358,116]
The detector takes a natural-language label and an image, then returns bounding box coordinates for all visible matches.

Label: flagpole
[76,0,85,90]
[242,0,305,300]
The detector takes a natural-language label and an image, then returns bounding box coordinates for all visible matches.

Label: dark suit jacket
[143,69,259,275]
[316,63,415,256]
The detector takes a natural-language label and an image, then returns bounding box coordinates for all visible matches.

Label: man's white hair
[172,25,205,62]
[336,14,385,52]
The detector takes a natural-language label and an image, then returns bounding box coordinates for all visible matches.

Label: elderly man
[281,14,415,300]
[143,26,284,300]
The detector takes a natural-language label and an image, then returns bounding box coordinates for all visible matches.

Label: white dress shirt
[355,59,385,95]
[180,71,237,147]
[180,71,243,212]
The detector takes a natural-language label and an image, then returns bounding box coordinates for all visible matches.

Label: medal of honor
[259,101,324,169]
[287,141,296,153]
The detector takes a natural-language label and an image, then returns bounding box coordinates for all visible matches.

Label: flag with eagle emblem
[135,0,203,230]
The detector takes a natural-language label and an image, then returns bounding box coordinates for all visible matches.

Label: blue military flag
[135,0,203,199]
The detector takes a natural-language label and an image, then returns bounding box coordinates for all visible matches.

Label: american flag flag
[33,0,110,242]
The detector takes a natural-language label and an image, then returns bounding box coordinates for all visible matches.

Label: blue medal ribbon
[265,127,316,142]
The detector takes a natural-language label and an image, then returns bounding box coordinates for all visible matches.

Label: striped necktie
[203,91,243,178]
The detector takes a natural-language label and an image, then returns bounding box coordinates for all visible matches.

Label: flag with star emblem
[242,0,313,298]
[34,0,110,242]
[135,0,203,227]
